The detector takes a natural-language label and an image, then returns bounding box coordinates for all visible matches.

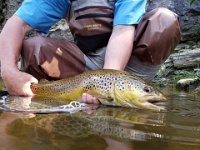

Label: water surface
[0,86,200,150]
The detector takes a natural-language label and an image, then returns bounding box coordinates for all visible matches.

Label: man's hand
[0,15,34,96]
[1,68,38,96]
[80,93,100,105]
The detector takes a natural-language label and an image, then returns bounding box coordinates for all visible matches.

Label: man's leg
[126,7,181,81]
[22,36,86,80]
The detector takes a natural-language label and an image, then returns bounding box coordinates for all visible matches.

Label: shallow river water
[0,86,200,150]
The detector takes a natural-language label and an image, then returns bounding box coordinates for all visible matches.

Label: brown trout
[31,69,167,110]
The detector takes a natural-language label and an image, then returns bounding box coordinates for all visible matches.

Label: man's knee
[156,7,177,17]
[154,7,180,25]
[151,7,181,44]
[133,7,181,65]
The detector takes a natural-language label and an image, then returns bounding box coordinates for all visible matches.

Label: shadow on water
[0,85,200,149]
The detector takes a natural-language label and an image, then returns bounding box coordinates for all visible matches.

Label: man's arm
[0,15,38,96]
[103,0,146,70]
[103,25,135,70]
[81,25,135,105]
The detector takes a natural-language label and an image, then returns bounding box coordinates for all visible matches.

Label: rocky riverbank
[153,42,200,86]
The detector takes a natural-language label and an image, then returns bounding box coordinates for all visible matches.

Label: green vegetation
[152,70,197,88]
[190,0,198,5]
[173,71,196,81]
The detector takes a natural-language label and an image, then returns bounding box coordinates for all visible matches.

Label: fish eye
[143,86,152,93]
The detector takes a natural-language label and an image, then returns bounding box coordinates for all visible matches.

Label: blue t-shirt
[15,0,147,34]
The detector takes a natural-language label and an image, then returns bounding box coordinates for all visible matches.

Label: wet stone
[176,77,200,90]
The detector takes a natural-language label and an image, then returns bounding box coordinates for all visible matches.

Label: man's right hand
[0,15,35,96]
[1,68,38,96]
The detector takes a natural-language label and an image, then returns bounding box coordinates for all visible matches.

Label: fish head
[113,76,167,111]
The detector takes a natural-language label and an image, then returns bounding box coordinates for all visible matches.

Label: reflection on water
[0,87,200,150]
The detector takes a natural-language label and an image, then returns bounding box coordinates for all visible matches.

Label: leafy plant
[190,0,198,5]
[173,71,196,81]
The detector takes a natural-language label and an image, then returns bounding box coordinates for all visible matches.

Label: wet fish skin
[31,69,166,110]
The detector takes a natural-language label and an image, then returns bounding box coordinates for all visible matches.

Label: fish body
[31,69,166,110]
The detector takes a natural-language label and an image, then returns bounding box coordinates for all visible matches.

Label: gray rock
[171,48,200,69]
[176,78,198,89]
[174,43,191,51]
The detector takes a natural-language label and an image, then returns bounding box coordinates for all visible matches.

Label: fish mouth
[146,96,167,104]
[134,95,167,111]
[118,94,167,110]
[139,94,167,103]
